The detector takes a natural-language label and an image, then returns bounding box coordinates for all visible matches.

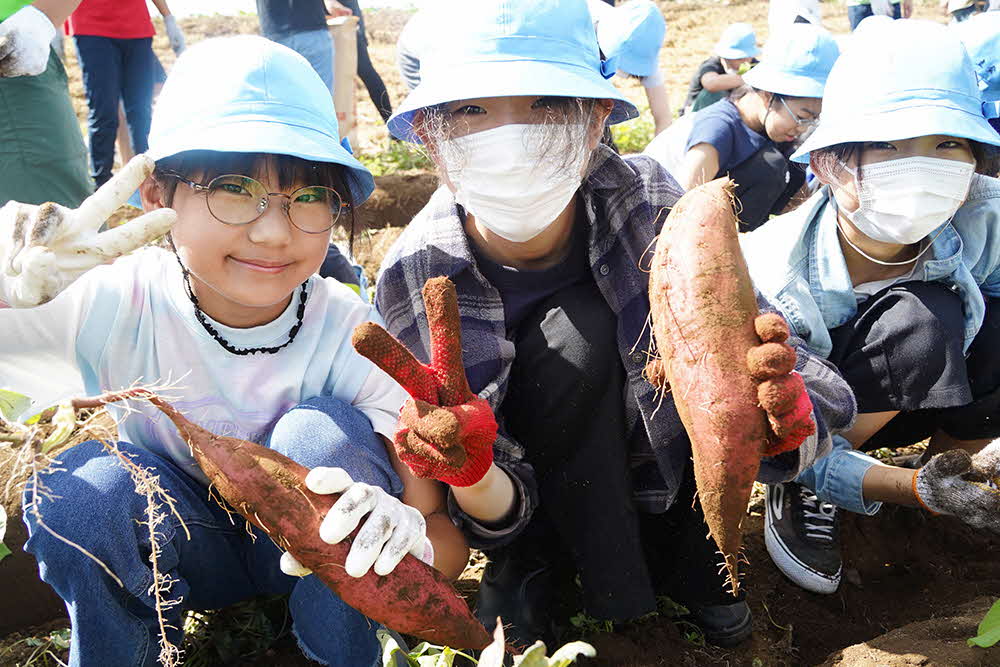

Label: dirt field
[5,1,996,666]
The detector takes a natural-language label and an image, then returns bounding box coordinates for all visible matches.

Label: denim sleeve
[795,434,883,516]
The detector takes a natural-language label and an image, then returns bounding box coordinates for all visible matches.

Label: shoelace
[799,486,837,542]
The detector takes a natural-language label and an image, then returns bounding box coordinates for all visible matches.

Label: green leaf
[378,629,419,667]
[512,642,550,667]
[0,389,31,421]
[969,599,1000,647]
[549,641,596,666]
[415,648,455,667]
[0,505,9,565]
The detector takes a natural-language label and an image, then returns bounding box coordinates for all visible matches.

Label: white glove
[279,466,433,579]
[0,155,176,308]
[914,440,1000,533]
[163,15,185,55]
[0,5,56,78]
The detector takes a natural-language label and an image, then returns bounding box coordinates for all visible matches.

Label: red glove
[746,313,816,457]
[352,277,497,487]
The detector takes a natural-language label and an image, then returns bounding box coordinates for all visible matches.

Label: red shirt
[66,0,154,39]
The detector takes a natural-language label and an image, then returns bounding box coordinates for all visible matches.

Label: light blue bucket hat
[792,18,1000,163]
[953,11,1000,119]
[147,35,374,204]
[596,0,666,78]
[387,0,639,143]
[714,23,759,60]
[741,23,839,99]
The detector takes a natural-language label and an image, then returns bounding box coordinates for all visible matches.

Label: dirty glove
[352,277,497,487]
[279,467,433,578]
[0,155,176,308]
[913,440,1000,533]
[746,313,816,457]
[163,15,185,55]
[0,5,55,77]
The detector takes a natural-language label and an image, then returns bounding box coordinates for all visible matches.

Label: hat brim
[387,59,639,143]
[716,46,759,60]
[742,67,824,99]
[791,104,1000,163]
[148,118,375,204]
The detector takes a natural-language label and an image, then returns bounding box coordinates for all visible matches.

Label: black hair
[153,150,362,253]
[811,140,1000,181]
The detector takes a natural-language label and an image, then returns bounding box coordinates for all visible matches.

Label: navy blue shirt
[470,207,591,335]
[256,0,327,37]
[685,99,770,176]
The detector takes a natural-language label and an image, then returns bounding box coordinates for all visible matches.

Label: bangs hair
[153,150,362,252]
[811,140,1000,181]
[416,96,608,176]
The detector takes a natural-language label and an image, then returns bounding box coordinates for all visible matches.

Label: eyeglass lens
[206,175,342,233]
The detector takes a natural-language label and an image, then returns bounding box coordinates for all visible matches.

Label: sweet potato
[647,178,768,595]
[91,389,491,649]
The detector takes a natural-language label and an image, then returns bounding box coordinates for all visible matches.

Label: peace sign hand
[353,277,497,487]
[1,155,176,308]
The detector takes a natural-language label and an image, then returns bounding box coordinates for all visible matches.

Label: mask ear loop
[829,195,947,267]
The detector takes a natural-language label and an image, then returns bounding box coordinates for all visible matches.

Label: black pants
[728,144,804,232]
[827,281,1000,447]
[340,0,393,124]
[497,281,732,621]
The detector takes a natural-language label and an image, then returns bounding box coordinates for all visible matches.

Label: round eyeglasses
[166,172,348,234]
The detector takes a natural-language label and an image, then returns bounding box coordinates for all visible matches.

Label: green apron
[0,46,93,207]
[691,87,726,113]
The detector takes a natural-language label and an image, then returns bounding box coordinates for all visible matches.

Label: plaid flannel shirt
[375,145,856,550]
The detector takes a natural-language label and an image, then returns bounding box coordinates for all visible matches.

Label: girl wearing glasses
[645,23,839,230]
[740,19,1000,598]
[0,36,467,667]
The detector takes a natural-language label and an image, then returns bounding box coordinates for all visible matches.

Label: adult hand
[914,440,1000,533]
[325,0,353,18]
[163,15,185,55]
[0,6,55,77]
[352,277,498,487]
[0,155,176,308]
[747,313,816,457]
[279,466,433,578]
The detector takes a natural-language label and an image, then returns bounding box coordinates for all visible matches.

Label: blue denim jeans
[22,397,402,667]
[73,36,154,187]
[848,2,901,30]
[266,28,335,93]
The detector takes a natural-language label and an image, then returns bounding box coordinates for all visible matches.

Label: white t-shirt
[0,248,408,485]
[642,112,696,183]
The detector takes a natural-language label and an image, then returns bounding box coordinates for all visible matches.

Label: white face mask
[842,156,974,245]
[438,123,590,243]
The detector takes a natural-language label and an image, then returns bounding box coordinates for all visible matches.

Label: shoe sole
[702,609,753,648]
[764,487,841,595]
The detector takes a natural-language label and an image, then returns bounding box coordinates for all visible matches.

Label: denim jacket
[739,174,1000,514]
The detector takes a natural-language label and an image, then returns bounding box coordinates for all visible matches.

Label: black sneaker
[475,550,557,650]
[689,599,753,648]
[764,481,841,594]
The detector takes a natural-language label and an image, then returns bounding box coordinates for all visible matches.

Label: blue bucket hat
[147,35,374,204]
[714,23,758,60]
[387,0,639,143]
[741,23,839,99]
[954,12,1000,119]
[792,18,1000,163]
[596,0,666,78]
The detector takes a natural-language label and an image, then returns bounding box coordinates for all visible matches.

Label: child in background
[645,23,839,230]
[374,0,855,649]
[740,18,1000,596]
[1,36,466,667]
[680,22,758,115]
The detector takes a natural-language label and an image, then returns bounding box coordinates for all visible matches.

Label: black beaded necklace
[171,249,307,356]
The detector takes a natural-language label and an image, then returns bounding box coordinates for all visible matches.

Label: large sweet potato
[93,390,491,649]
[647,178,768,595]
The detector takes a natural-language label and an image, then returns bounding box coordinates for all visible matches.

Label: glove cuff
[912,469,941,515]
[12,5,57,47]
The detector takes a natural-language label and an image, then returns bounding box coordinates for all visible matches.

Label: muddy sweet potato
[647,178,769,595]
[92,390,491,649]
